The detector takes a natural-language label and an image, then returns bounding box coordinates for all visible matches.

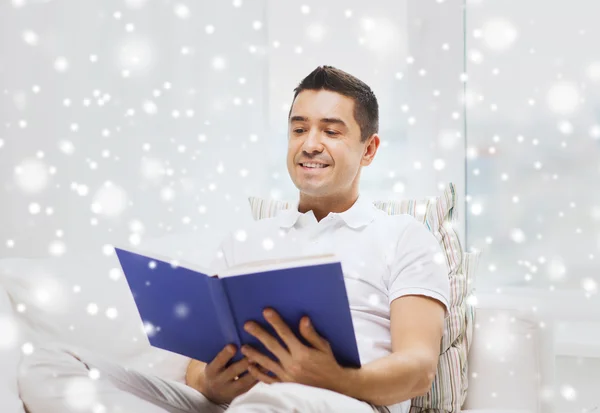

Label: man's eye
[293,129,337,135]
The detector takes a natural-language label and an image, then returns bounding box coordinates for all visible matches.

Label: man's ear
[361,134,380,166]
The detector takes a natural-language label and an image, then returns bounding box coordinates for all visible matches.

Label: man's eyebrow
[289,116,348,128]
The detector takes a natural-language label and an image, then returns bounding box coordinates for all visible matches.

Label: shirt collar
[276,194,377,230]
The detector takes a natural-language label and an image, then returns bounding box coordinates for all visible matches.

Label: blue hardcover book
[114,246,361,369]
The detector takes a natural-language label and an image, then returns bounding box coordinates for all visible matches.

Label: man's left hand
[241,308,350,392]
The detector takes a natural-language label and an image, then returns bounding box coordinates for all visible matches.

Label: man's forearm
[185,359,207,393]
[335,350,434,407]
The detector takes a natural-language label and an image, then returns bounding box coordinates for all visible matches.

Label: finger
[220,357,251,382]
[262,309,302,351]
[206,344,236,377]
[242,345,286,380]
[254,364,279,381]
[231,370,259,392]
[299,317,331,352]
[244,321,290,363]
[248,364,280,384]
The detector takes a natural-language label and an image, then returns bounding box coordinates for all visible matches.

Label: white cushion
[0,232,221,384]
[0,283,26,413]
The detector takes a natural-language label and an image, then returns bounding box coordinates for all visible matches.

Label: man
[18,66,449,413]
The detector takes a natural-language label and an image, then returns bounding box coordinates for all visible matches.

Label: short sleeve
[388,218,451,317]
[208,231,235,274]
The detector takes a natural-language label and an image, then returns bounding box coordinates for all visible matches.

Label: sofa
[0,231,556,413]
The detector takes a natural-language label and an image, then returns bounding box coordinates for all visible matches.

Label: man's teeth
[303,163,327,168]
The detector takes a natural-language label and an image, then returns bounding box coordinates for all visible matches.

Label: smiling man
[185,66,451,413]
[18,66,450,413]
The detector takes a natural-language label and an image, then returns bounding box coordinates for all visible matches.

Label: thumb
[299,317,330,352]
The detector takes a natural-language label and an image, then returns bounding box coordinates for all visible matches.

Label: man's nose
[302,130,324,152]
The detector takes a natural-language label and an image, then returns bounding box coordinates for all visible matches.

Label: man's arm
[185,359,207,392]
[338,295,445,406]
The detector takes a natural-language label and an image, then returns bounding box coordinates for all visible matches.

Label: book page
[113,244,216,277]
[219,253,339,278]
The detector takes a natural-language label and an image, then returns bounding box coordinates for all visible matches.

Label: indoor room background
[1,0,599,411]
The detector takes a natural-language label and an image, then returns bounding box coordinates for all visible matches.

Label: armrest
[462,299,556,413]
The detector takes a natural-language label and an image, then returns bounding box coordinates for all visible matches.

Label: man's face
[286,89,374,198]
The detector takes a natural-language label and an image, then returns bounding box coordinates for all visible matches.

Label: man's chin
[296,186,330,198]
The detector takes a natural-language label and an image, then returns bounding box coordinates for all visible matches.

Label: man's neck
[297,192,359,222]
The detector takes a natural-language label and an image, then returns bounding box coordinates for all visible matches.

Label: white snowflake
[174,303,190,318]
[262,238,274,250]
[143,321,158,337]
[433,159,446,171]
[560,385,577,401]
[93,183,128,217]
[212,56,226,70]
[105,308,118,320]
[22,30,38,46]
[547,81,580,115]
[160,187,175,201]
[14,158,49,193]
[88,368,100,380]
[54,57,69,72]
[393,182,405,194]
[87,303,99,315]
[587,61,600,82]
[581,278,597,293]
[28,202,41,215]
[471,203,483,216]
[129,233,141,245]
[481,18,518,51]
[368,294,380,306]
[58,140,75,154]
[235,230,248,242]
[510,228,526,244]
[22,342,34,355]
[124,0,148,9]
[547,258,567,281]
[117,37,155,72]
[48,240,66,257]
[64,378,97,409]
[173,3,190,19]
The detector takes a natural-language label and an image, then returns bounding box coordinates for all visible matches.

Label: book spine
[207,278,240,349]
[219,279,246,352]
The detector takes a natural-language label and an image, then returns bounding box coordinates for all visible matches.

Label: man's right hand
[195,345,259,405]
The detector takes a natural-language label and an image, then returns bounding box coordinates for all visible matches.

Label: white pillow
[0,283,26,413]
[0,232,221,383]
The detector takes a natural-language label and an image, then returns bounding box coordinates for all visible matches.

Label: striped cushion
[409,251,479,413]
[247,182,476,412]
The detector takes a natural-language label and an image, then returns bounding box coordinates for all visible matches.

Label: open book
[114,246,361,369]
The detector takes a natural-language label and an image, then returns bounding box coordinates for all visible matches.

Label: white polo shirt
[210,195,450,412]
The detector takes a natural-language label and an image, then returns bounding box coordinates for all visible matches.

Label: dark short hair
[288,65,379,143]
